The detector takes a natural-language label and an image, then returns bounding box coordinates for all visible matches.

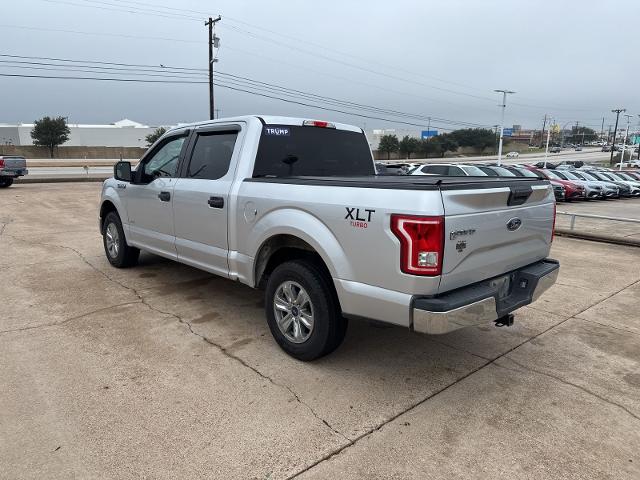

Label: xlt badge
[345,207,375,229]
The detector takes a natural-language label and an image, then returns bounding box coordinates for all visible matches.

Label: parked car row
[384,161,640,203]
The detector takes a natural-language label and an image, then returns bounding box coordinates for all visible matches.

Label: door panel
[125,134,188,259]
[172,128,240,276]
[127,177,177,258]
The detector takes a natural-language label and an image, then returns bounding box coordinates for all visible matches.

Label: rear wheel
[102,211,139,268]
[0,177,14,188]
[265,259,347,361]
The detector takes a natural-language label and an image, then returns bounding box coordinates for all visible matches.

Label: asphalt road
[1,182,639,479]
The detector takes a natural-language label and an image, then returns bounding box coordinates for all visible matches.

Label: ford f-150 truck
[0,156,28,187]
[99,116,559,360]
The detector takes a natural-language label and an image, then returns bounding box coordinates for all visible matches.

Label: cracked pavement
[1,183,639,479]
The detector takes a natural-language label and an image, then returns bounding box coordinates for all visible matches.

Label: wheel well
[255,234,333,290]
[99,201,118,233]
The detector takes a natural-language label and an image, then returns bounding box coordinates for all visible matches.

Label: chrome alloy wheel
[273,280,314,344]
[105,222,120,259]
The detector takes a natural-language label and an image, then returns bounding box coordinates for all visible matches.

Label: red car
[526,167,586,201]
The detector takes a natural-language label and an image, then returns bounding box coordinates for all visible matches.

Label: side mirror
[114,161,132,182]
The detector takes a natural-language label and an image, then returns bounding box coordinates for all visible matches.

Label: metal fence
[556,211,640,230]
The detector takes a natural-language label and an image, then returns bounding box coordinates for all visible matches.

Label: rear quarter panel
[234,181,445,296]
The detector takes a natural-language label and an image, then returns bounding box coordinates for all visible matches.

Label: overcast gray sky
[3,0,639,133]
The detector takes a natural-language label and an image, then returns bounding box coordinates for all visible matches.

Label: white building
[0,119,166,147]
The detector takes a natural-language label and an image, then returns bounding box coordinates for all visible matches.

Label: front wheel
[265,259,347,361]
[102,211,140,268]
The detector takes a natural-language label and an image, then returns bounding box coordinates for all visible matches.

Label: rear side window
[187,132,238,180]
[253,125,373,177]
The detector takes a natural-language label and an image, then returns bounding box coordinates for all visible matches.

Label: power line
[0,54,491,127]
[0,72,471,131]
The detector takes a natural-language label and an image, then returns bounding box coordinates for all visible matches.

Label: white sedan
[506,151,520,158]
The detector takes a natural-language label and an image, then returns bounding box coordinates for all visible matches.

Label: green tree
[30,116,70,158]
[398,135,420,159]
[568,126,597,145]
[416,138,438,158]
[145,127,167,146]
[430,134,459,158]
[449,128,496,152]
[378,134,399,159]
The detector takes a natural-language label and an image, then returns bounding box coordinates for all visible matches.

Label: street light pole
[619,114,632,170]
[610,108,625,165]
[494,89,515,166]
[543,116,553,168]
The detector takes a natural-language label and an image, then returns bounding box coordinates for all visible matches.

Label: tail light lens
[302,120,335,128]
[0,158,4,168]
[391,215,444,276]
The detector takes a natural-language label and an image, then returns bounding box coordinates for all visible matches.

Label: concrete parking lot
[1,183,639,479]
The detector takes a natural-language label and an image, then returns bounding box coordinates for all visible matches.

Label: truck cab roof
[167,115,363,134]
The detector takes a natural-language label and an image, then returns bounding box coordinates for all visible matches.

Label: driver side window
[142,136,186,179]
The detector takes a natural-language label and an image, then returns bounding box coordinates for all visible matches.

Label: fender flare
[248,208,353,285]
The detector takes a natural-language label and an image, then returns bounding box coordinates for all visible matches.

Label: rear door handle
[208,196,224,208]
[158,191,171,202]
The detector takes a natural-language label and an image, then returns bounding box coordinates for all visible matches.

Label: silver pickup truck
[99,116,558,360]
[0,156,28,187]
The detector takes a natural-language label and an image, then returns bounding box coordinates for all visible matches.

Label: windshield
[561,171,580,180]
[514,168,540,178]
[490,166,516,177]
[542,170,561,179]
[552,171,569,180]
[460,165,488,176]
[615,173,633,181]
[253,125,374,177]
[580,172,597,181]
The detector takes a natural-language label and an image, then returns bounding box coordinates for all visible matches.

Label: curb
[555,229,640,248]
[16,176,108,184]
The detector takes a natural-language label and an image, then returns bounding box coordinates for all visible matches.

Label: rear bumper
[412,259,559,335]
[0,169,28,177]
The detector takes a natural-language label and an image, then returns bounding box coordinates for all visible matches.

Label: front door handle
[208,196,224,208]
[158,191,171,202]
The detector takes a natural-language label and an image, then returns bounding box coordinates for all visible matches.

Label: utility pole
[540,115,547,148]
[205,15,222,120]
[619,114,632,169]
[600,117,605,141]
[494,89,515,166]
[610,108,625,165]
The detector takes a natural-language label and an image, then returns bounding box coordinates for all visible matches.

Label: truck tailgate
[439,182,554,293]
[1,157,27,170]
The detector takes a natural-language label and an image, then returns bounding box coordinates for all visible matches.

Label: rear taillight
[391,215,444,276]
[302,120,336,128]
[0,158,4,168]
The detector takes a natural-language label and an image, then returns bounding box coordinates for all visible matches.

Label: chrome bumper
[412,259,559,335]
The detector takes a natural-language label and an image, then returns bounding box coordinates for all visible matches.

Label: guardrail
[556,211,640,230]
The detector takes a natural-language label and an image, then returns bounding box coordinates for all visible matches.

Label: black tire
[265,259,347,361]
[0,177,14,188]
[102,211,140,268]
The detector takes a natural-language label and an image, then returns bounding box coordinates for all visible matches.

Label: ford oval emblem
[507,217,522,231]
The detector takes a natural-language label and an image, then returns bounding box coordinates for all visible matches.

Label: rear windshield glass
[490,166,516,177]
[253,125,374,177]
[514,168,540,178]
[459,165,488,176]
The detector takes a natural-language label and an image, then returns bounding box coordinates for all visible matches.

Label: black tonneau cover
[245,175,548,191]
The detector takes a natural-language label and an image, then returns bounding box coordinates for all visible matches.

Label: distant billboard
[421,130,438,138]
[502,128,513,137]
